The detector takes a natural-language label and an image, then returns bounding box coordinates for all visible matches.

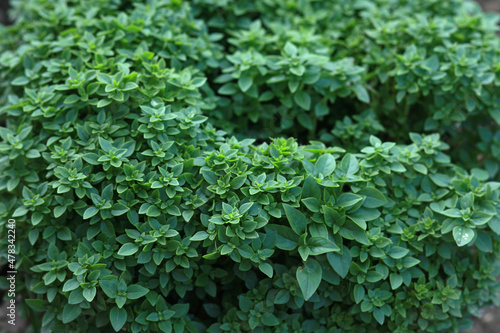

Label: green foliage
[1,0,500,333]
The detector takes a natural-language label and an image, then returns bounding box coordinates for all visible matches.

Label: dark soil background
[0,0,500,332]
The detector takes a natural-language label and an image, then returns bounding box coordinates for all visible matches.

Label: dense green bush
[1,0,500,332]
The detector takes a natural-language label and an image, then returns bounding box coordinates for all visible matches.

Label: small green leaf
[336,193,364,208]
[284,42,298,56]
[452,226,474,247]
[99,280,118,298]
[327,245,351,278]
[118,243,139,256]
[390,273,403,290]
[110,307,127,332]
[83,207,99,219]
[190,231,209,241]
[62,279,80,292]
[238,74,253,92]
[261,313,279,326]
[127,284,149,299]
[340,154,359,176]
[358,188,387,208]
[283,204,308,235]
[294,91,311,110]
[296,258,322,301]
[54,206,67,218]
[316,154,335,176]
[308,236,340,255]
[146,205,161,217]
[302,175,321,200]
[352,84,370,103]
[83,287,97,302]
[111,203,129,216]
[62,304,82,324]
[12,76,29,86]
[258,262,273,278]
[97,99,112,108]
[64,94,80,104]
[315,101,329,116]
[266,224,299,250]
[353,284,365,304]
[388,246,410,259]
[413,163,427,175]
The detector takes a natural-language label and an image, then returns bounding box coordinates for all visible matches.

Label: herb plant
[1,0,500,332]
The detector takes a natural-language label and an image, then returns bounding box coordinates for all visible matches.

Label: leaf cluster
[1,1,500,333]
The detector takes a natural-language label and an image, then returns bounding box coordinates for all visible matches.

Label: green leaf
[441,208,461,218]
[284,42,298,56]
[62,304,82,324]
[390,273,403,290]
[315,101,329,116]
[352,84,370,103]
[296,258,322,301]
[366,271,384,283]
[127,284,149,299]
[266,224,299,250]
[353,284,365,304]
[373,308,385,325]
[118,243,139,256]
[82,153,100,165]
[489,108,500,125]
[261,313,279,326]
[190,231,209,241]
[358,188,387,208]
[97,73,113,85]
[218,83,238,95]
[475,232,493,252]
[301,197,320,212]
[429,173,451,187]
[388,246,410,259]
[488,216,500,235]
[26,299,46,311]
[54,206,67,218]
[316,154,335,176]
[62,279,80,292]
[13,206,28,217]
[327,245,351,278]
[64,94,80,104]
[258,262,273,278]
[83,207,99,219]
[283,204,308,235]
[146,205,161,217]
[308,237,340,255]
[361,300,373,312]
[83,287,97,302]
[111,203,129,216]
[97,99,112,108]
[452,226,474,247]
[294,91,311,110]
[12,76,30,86]
[99,280,118,298]
[110,307,127,332]
[413,163,427,175]
[302,175,321,200]
[238,74,253,92]
[340,153,359,176]
[336,193,363,209]
[116,295,126,309]
[201,169,218,185]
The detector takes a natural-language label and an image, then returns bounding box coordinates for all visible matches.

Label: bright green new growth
[1,0,500,332]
